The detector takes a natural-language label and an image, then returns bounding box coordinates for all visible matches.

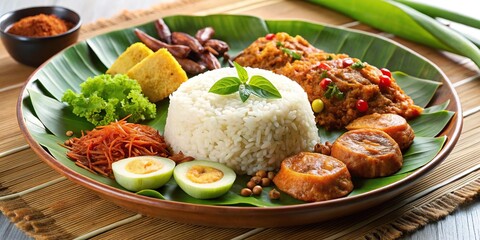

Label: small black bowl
[0,6,81,67]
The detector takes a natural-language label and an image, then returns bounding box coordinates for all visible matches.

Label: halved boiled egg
[112,156,175,192]
[173,160,236,199]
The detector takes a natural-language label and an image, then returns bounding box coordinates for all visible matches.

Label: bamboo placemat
[1,0,479,239]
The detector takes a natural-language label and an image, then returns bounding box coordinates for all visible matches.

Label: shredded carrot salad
[64,119,171,178]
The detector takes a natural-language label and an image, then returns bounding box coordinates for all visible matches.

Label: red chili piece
[380,68,392,78]
[320,78,332,90]
[318,62,331,71]
[411,108,421,117]
[342,58,354,68]
[356,99,368,112]
[265,33,275,40]
[379,75,392,88]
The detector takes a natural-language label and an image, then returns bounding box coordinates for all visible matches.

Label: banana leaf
[31,118,446,206]
[29,119,446,206]
[29,88,94,137]
[350,173,411,196]
[307,0,480,69]
[409,111,455,137]
[29,42,105,101]
[22,15,454,207]
[423,100,449,114]
[393,71,441,108]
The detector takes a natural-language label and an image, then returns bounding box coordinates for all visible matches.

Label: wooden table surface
[1,0,479,239]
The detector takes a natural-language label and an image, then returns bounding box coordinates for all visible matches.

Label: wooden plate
[17,15,462,227]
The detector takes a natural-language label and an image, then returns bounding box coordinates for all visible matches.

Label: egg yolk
[187,165,223,184]
[125,158,163,174]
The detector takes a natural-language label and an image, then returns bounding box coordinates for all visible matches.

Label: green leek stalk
[393,0,480,29]
[307,0,480,69]
[393,0,480,49]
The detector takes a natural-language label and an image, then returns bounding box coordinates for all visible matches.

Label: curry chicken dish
[234,32,424,201]
[235,32,423,130]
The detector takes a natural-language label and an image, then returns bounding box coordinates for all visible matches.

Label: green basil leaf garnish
[239,84,251,102]
[249,75,282,99]
[209,62,282,102]
[208,77,242,95]
[234,61,249,83]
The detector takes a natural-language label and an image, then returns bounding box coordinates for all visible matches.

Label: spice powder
[7,14,71,37]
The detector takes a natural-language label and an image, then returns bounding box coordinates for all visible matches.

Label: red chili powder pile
[7,14,71,37]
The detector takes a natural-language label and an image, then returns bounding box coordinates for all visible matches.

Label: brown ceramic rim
[16,16,463,228]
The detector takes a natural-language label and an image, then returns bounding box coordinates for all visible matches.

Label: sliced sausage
[346,113,414,150]
[273,152,353,202]
[331,129,402,178]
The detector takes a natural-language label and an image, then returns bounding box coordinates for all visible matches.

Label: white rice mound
[164,67,320,175]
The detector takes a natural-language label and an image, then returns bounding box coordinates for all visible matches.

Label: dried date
[154,19,172,44]
[195,27,215,44]
[134,29,190,58]
[171,32,204,54]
